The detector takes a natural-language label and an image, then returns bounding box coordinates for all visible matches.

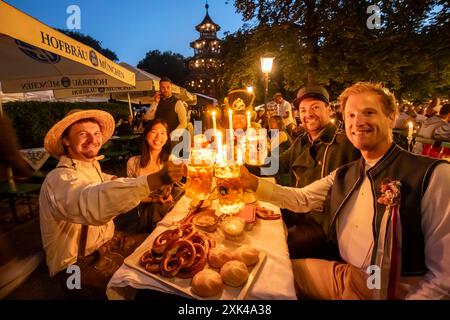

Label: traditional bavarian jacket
[255,144,450,299]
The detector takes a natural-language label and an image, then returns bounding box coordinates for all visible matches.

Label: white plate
[124,239,266,300]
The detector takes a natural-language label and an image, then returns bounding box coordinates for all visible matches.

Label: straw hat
[44,109,115,157]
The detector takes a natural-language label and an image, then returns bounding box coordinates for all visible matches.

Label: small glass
[245,128,267,166]
[214,163,244,215]
[185,148,215,200]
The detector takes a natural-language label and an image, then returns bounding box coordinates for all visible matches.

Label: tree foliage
[137,50,188,86]
[223,0,450,102]
[58,29,119,61]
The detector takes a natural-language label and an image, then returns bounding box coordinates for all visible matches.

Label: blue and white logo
[15,40,61,64]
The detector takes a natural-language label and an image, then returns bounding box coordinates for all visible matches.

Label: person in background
[240,82,450,300]
[126,119,182,232]
[142,77,187,137]
[0,115,32,180]
[39,109,184,299]
[116,115,134,136]
[412,98,446,154]
[433,103,450,141]
[273,92,296,136]
[268,115,292,155]
[256,108,269,129]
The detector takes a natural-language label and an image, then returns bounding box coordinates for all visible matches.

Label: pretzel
[160,240,196,278]
[152,228,182,255]
[139,250,162,274]
[177,243,207,279]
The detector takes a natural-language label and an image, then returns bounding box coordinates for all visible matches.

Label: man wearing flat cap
[39,109,184,299]
[278,84,360,259]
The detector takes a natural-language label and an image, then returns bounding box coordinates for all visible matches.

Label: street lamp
[260,56,274,106]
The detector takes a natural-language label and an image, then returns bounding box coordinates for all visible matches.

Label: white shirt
[336,158,380,269]
[255,162,450,299]
[276,99,296,127]
[39,156,150,276]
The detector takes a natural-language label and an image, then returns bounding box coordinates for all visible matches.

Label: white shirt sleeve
[174,100,187,130]
[41,170,150,226]
[143,102,157,121]
[406,163,450,299]
[101,172,116,181]
[255,171,335,213]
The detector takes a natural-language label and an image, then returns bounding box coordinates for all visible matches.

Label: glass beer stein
[245,128,267,166]
[214,163,244,215]
[185,148,215,200]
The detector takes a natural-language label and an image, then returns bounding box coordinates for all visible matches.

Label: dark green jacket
[276,123,361,226]
[278,123,360,188]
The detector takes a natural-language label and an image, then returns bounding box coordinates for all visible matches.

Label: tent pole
[0,98,16,190]
[127,93,133,120]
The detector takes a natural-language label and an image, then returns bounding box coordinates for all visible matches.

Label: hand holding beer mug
[215,162,244,215]
[185,148,215,200]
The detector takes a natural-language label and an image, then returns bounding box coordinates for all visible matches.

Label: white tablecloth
[19,147,50,171]
[107,196,297,300]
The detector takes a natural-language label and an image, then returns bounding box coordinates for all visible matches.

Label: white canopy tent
[53,63,197,110]
[0,0,135,115]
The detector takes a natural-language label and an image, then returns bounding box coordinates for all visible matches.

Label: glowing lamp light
[260,56,274,74]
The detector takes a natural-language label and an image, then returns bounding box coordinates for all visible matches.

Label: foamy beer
[215,163,244,215]
[185,148,215,200]
[245,128,268,166]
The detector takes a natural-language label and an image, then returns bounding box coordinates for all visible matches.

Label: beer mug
[215,163,244,215]
[185,148,215,200]
[245,128,268,166]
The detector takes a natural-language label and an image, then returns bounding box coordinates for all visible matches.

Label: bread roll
[220,260,249,287]
[232,246,260,266]
[191,269,223,297]
[208,248,234,268]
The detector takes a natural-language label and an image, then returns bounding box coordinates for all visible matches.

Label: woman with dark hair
[128,119,172,175]
[126,119,181,232]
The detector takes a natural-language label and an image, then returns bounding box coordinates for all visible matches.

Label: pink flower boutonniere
[377,178,402,207]
[374,178,403,300]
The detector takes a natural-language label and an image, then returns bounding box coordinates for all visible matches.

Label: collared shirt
[39,156,150,276]
[255,162,450,299]
[336,157,381,269]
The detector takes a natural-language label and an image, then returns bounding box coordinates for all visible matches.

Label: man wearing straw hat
[39,109,184,299]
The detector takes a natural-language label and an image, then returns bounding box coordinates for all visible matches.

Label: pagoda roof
[195,3,220,31]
